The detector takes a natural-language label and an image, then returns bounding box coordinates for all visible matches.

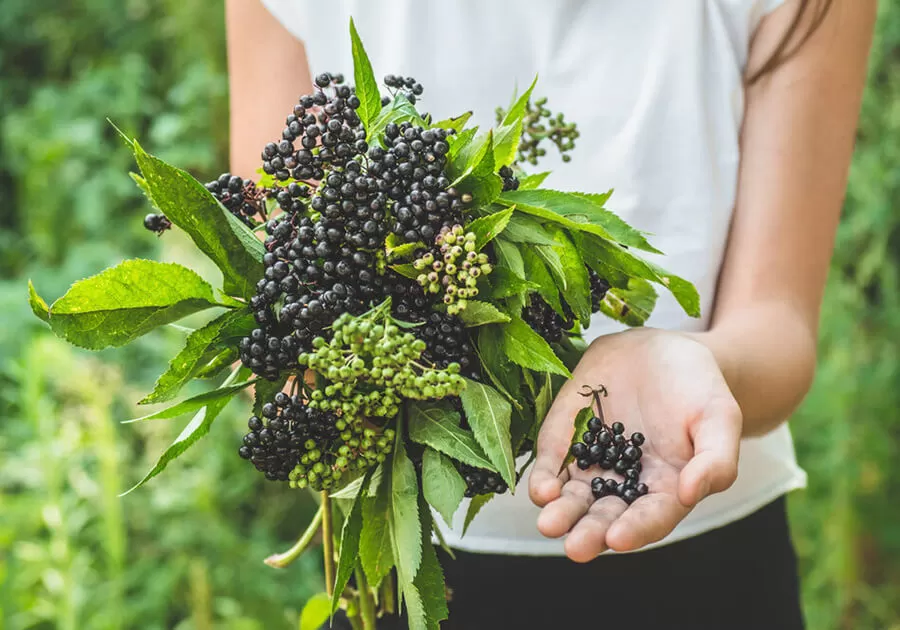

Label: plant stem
[263,506,323,568]
[355,568,377,630]
[381,572,396,616]
[322,491,336,598]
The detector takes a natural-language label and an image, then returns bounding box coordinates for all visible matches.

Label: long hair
[748,0,835,83]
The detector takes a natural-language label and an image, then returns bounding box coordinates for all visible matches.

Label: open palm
[528,328,742,562]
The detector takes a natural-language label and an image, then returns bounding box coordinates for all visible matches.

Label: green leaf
[124,378,256,424]
[433,111,472,133]
[193,347,239,379]
[522,249,563,315]
[46,259,223,350]
[129,172,160,213]
[299,593,332,630]
[330,463,383,500]
[391,437,422,584]
[599,278,659,327]
[252,375,288,417]
[390,263,420,280]
[360,467,394,589]
[121,368,251,495]
[422,448,466,526]
[140,309,251,404]
[349,18,382,130]
[493,76,537,167]
[501,316,572,378]
[459,380,516,489]
[581,234,700,317]
[385,233,424,259]
[133,141,265,298]
[462,494,494,535]
[560,405,595,472]
[407,402,497,470]
[405,510,448,630]
[475,326,523,404]
[535,244,566,291]
[493,237,525,278]
[367,93,425,143]
[28,280,50,323]
[549,228,592,324]
[467,207,513,250]
[447,127,478,162]
[502,214,557,246]
[534,373,554,439]
[485,267,537,300]
[518,172,551,190]
[450,131,502,205]
[498,189,662,253]
[457,301,510,327]
[331,469,374,613]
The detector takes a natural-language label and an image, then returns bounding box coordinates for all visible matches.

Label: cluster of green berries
[289,426,395,491]
[298,306,467,419]
[413,225,492,315]
[497,96,579,165]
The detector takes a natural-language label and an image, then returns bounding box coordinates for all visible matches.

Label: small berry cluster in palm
[570,386,650,504]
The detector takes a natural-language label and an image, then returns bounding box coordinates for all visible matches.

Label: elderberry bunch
[497,95,579,166]
[204,173,266,226]
[413,225,492,315]
[238,392,340,482]
[382,74,424,106]
[387,275,480,378]
[369,122,466,244]
[589,267,611,312]
[298,305,467,420]
[289,424,395,492]
[499,165,519,192]
[459,463,508,497]
[569,386,649,505]
[262,71,366,182]
[523,296,574,343]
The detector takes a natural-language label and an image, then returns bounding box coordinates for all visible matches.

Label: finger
[529,383,584,507]
[678,397,741,507]
[564,496,628,563]
[536,479,594,539]
[605,493,690,552]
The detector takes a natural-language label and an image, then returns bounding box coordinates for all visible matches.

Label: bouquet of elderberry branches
[28,19,700,630]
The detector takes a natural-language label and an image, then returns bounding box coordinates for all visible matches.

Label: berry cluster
[459,463,509,497]
[204,173,266,226]
[298,305,467,420]
[143,213,171,235]
[238,392,340,482]
[497,95,579,165]
[570,386,650,505]
[383,74,424,106]
[413,225,492,315]
[523,296,574,343]
[499,165,519,192]
[289,423,395,492]
[387,276,480,378]
[589,267,611,311]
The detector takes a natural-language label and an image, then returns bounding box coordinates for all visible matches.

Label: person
[225,1,875,628]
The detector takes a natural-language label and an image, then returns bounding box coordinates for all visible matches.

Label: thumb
[677,396,741,507]
[528,382,583,507]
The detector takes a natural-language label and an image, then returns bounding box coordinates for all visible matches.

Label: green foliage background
[0,1,897,628]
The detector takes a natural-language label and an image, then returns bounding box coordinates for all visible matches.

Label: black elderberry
[459,462,509,497]
[631,432,645,446]
[612,422,625,435]
[523,296,574,343]
[205,173,266,225]
[589,267,611,312]
[143,213,171,234]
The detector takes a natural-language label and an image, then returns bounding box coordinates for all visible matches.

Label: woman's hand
[528,328,742,562]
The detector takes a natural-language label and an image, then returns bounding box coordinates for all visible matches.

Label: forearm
[225,0,313,179]
[688,302,817,437]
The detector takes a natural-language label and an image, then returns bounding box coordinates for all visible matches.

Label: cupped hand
[528,328,742,562]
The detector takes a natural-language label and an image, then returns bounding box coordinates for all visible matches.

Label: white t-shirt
[262,0,808,554]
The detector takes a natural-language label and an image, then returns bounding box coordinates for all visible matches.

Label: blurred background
[0,1,897,628]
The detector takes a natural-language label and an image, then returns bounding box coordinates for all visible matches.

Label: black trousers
[327,497,803,629]
[439,497,804,630]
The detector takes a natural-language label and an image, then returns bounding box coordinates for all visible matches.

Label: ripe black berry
[143,213,171,234]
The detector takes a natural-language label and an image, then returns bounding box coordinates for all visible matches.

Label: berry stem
[262,505,323,568]
[321,491,336,598]
[379,573,396,616]
[355,567,377,630]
